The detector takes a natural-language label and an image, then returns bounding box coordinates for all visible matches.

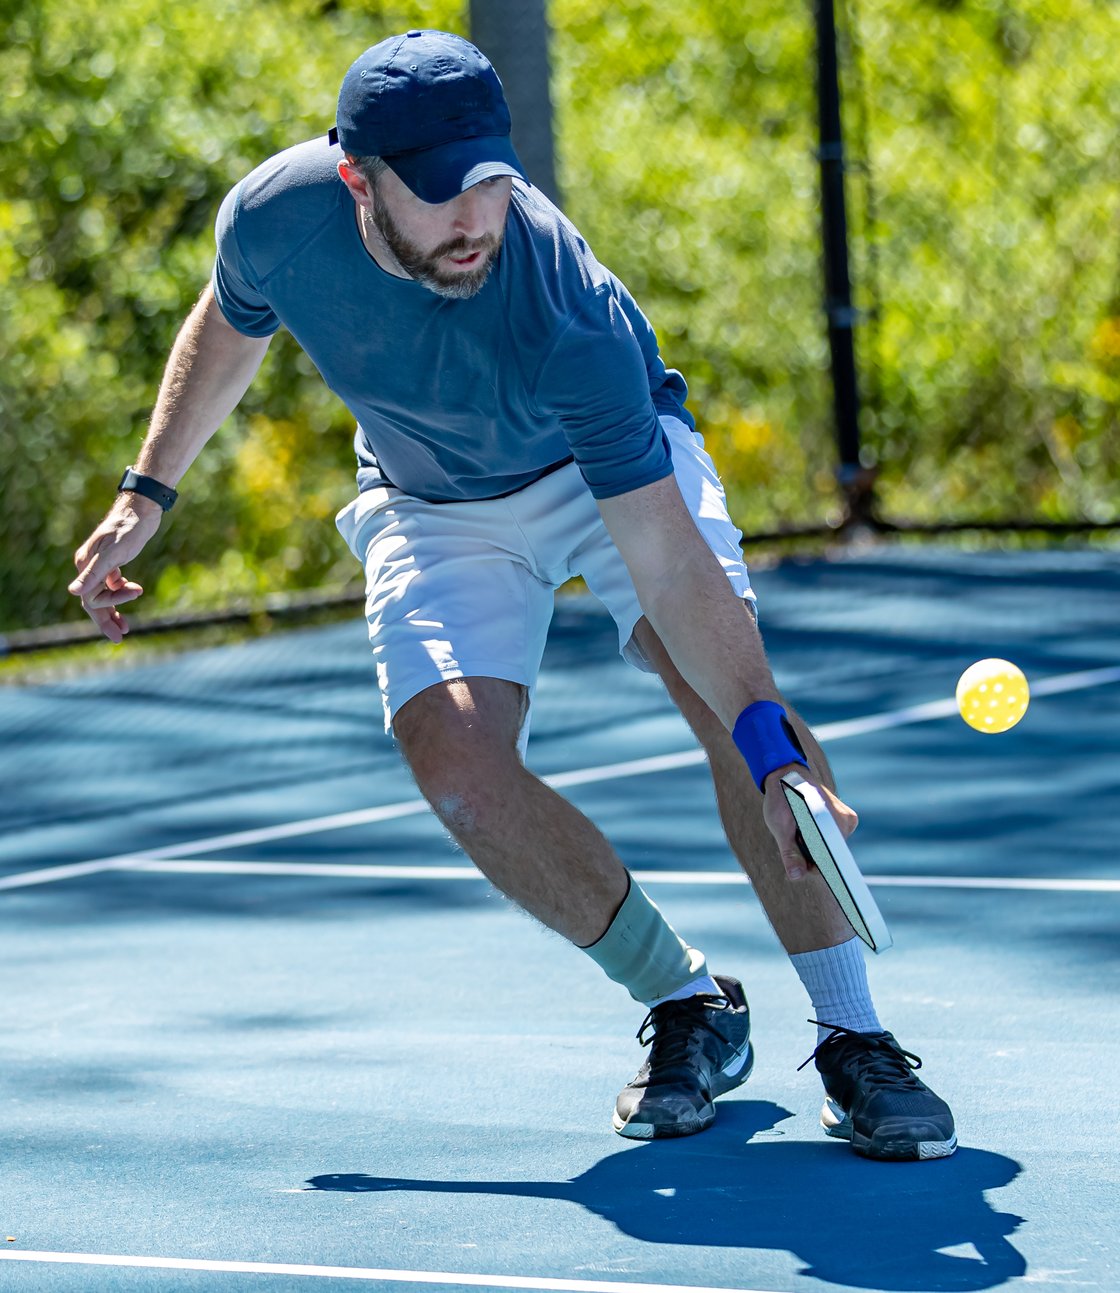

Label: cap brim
[385,134,528,204]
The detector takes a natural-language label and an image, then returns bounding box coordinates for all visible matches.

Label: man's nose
[450,186,488,238]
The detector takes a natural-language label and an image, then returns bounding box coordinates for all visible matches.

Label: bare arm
[597,473,779,729]
[69,284,272,642]
[597,472,856,877]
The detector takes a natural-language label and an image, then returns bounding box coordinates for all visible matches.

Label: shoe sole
[821,1096,958,1161]
[612,1042,755,1140]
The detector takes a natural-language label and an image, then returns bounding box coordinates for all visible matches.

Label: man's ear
[338,157,372,205]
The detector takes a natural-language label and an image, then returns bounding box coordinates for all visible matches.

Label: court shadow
[307,1103,1026,1291]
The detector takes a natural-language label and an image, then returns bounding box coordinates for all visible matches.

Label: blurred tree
[1,0,1116,636]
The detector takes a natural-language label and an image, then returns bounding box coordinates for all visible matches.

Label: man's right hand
[69,495,164,643]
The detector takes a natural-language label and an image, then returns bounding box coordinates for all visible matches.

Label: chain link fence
[840,0,1119,528]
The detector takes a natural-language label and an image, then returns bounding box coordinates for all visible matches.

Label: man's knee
[394,677,528,835]
[632,616,728,749]
[403,744,521,841]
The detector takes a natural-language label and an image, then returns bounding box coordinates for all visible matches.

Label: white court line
[868,875,1120,892]
[0,798,431,893]
[0,1250,768,1293]
[126,859,1120,894]
[3,663,1118,894]
[0,858,138,890]
[1029,664,1120,697]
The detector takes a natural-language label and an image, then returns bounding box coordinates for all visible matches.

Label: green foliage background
[2,0,1118,632]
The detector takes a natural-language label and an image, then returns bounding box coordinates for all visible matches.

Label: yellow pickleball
[956,658,1030,733]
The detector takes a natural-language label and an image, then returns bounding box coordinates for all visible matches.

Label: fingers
[781,841,811,883]
[68,506,162,641]
[98,567,143,605]
[69,549,145,642]
[762,779,813,882]
[69,501,161,603]
[87,604,131,645]
[819,784,859,839]
[86,581,144,611]
[762,772,859,881]
[69,545,116,601]
[77,587,142,641]
[70,558,143,607]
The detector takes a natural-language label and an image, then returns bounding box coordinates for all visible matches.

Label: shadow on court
[306,1102,1026,1292]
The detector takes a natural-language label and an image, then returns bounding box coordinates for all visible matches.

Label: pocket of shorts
[335,488,398,558]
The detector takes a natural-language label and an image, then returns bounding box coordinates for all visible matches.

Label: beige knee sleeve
[581,877,708,1004]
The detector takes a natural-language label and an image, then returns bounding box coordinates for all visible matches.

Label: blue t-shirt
[211,138,692,502]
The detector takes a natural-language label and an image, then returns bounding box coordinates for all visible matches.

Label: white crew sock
[789,936,882,1045]
[647,973,725,1008]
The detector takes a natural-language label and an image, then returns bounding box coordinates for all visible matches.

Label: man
[69,30,955,1160]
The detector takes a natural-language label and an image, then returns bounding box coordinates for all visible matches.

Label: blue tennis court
[1,546,1117,1293]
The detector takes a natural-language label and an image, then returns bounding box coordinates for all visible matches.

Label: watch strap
[118,467,178,511]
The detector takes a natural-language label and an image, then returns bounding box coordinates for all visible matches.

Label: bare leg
[394,676,629,947]
[633,617,854,955]
[397,675,744,1140]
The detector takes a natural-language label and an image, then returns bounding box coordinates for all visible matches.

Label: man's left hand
[762,772,858,881]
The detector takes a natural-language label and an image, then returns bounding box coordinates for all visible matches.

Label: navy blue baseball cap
[328,30,528,204]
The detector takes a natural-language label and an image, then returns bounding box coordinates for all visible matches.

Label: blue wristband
[732,701,809,792]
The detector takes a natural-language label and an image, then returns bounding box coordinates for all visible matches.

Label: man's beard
[370,191,502,300]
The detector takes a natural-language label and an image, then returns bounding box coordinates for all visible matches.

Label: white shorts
[335,415,754,733]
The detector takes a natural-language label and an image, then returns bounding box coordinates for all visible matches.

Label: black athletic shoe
[613,975,754,1140]
[802,1021,957,1161]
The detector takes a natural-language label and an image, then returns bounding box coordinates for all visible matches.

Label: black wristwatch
[118,466,178,511]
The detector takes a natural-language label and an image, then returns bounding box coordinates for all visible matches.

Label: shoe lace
[797,1020,924,1089]
[635,994,731,1066]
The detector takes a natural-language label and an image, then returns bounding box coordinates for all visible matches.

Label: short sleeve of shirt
[535,286,673,499]
[211,184,282,338]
